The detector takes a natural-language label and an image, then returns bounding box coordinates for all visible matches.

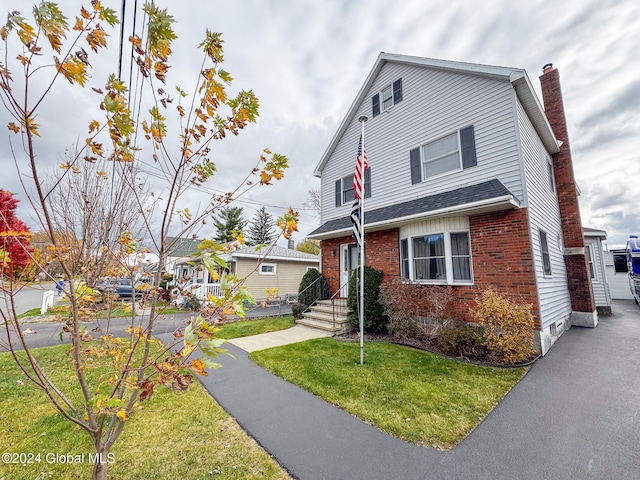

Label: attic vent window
[372,78,403,117]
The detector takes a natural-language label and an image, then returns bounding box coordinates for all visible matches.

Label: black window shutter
[460,125,477,169]
[364,168,371,199]
[409,148,421,184]
[372,94,380,117]
[393,78,403,104]
[335,179,342,207]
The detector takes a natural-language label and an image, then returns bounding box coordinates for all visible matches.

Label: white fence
[189,283,223,300]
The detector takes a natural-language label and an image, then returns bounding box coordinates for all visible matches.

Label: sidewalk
[197,300,640,480]
[228,325,329,352]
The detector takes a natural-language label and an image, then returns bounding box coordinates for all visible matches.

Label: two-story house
[309,53,597,355]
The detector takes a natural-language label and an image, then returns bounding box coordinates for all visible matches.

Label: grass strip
[216,316,294,339]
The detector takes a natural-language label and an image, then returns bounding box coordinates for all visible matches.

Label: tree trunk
[91,452,110,480]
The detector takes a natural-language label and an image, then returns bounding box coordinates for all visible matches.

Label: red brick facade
[320,208,542,326]
[540,65,596,313]
[320,230,400,295]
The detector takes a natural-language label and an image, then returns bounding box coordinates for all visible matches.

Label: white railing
[188,283,223,300]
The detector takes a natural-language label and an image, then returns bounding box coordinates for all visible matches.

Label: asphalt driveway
[199,299,640,480]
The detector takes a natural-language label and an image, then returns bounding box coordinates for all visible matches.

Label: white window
[422,132,461,179]
[410,126,477,185]
[259,263,277,275]
[341,174,355,204]
[372,78,403,117]
[381,85,393,110]
[540,230,552,276]
[335,169,370,207]
[586,244,597,280]
[400,231,472,284]
[547,159,555,192]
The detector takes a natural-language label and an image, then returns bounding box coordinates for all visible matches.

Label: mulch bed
[333,332,539,368]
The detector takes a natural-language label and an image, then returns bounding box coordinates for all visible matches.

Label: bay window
[400,231,472,284]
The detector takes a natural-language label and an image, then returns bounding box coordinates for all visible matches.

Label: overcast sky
[1,0,638,248]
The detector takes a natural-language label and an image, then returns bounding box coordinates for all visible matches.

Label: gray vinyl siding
[518,99,572,329]
[320,62,525,224]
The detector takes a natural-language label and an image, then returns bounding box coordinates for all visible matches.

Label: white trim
[420,130,463,181]
[259,263,277,275]
[539,229,552,277]
[586,244,599,282]
[399,220,473,285]
[232,253,319,263]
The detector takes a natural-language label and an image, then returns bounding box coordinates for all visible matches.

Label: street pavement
[0,303,292,352]
[0,282,60,316]
[195,299,640,480]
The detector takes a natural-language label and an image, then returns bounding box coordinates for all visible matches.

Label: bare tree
[303,188,321,220]
[42,153,153,286]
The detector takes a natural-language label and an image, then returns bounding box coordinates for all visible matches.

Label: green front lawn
[250,338,525,449]
[216,315,294,339]
[0,344,290,480]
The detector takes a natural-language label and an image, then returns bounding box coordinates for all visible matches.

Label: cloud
[1,0,639,249]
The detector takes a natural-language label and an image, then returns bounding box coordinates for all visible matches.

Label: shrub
[156,288,172,302]
[380,278,454,340]
[347,265,387,334]
[387,311,423,340]
[439,322,487,360]
[184,296,201,311]
[297,268,329,311]
[291,302,305,320]
[472,289,536,365]
[159,273,174,289]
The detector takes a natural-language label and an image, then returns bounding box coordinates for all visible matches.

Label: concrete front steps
[296,299,352,334]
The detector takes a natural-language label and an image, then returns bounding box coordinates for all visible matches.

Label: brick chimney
[539,64,597,326]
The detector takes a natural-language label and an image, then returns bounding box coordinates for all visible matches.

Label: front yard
[251,337,526,449]
[0,316,296,480]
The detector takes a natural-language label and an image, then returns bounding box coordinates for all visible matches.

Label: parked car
[96,278,150,299]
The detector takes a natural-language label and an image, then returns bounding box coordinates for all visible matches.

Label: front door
[340,243,360,297]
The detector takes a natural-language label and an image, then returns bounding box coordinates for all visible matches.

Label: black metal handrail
[297,275,330,316]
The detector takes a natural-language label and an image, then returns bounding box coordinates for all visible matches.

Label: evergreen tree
[247,206,276,245]
[213,206,248,243]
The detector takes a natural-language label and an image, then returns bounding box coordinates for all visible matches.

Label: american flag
[352,135,368,200]
[351,135,367,245]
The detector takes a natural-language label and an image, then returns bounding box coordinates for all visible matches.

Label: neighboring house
[605,248,634,300]
[309,53,597,355]
[171,242,319,302]
[583,228,612,314]
[165,236,205,281]
[226,245,320,301]
[168,237,243,287]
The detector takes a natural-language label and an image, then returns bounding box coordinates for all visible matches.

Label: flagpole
[358,115,368,365]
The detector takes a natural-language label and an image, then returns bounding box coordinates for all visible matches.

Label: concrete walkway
[228,325,330,352]
[197,300,640,480]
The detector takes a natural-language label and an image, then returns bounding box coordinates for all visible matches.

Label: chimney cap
[543,63,554,73]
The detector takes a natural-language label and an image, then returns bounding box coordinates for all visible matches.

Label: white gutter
[231,254,319,263]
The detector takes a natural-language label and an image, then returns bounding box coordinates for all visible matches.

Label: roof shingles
[310,179,517,237]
